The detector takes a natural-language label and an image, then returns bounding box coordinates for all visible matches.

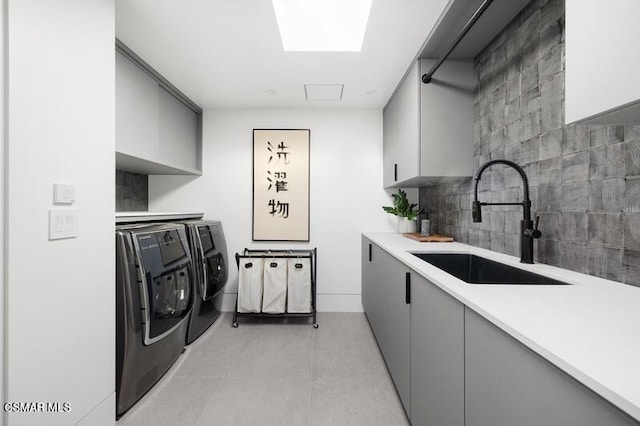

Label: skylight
[271,0,373,52]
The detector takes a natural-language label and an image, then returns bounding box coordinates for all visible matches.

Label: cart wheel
[232,322,238,328]
[313,324,319,329]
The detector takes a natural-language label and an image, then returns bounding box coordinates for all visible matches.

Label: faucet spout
[472,159,540,264]
[473,159,531,221]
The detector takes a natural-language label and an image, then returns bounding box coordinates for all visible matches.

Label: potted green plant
[382,189,424,233]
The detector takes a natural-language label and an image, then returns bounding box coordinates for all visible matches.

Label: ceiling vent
[304,84,344,101]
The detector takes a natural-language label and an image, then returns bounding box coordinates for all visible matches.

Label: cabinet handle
[368,244,372,262]
[394,163,398,181]
[405,272,411,304]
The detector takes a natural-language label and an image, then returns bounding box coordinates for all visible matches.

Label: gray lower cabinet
[362,239,386,343]
[361,237,410,414]
[362,237,464,424]
[410,272,464,426]
[465,307,639,426]
[363,239,640,426]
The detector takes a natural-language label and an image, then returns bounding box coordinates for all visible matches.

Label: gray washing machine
[115,223,192,418]
[181,220,229,344]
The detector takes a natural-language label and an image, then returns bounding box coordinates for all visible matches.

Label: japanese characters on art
[253,129,310,241]
[266,141,290,218]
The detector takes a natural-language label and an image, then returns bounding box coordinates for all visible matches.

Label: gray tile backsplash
[419,0,640,287]
[116,170,148,212]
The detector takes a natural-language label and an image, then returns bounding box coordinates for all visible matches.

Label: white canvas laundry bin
[262,258,287,313]
[287,258,311,313]
[237,257,264,313]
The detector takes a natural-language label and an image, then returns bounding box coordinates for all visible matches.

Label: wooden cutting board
[403,233,454,242]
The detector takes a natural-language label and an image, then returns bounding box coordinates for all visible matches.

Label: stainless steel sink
[412,253,570,285]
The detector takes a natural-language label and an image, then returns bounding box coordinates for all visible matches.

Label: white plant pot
[397,217,417,233]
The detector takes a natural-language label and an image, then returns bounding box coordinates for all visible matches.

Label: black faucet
[471,159,541,264]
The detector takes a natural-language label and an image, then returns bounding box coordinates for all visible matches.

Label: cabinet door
[376,251,411,414]
[465,307,639,426]
[158,86,200,171]
[420,59,474,178]
[115,50,159,161]
[410,273,464,426]
[361,237,377,325]
[361,239,411,413]
[362,238,390,343]
[383,61,420,188]
[565,0,640,124]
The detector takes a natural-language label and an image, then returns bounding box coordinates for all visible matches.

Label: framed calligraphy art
[252,129,310,241]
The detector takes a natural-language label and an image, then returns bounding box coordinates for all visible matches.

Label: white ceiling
[115,0,450,110]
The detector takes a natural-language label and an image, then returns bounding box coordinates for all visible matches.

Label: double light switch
[49,183,77,240]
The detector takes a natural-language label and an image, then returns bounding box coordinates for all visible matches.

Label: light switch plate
[54,183,75,204]
[49,209,78,240]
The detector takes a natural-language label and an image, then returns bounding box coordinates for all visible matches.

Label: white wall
[5,1,115,425]
[0,1,5,423]
[150,109,396,312]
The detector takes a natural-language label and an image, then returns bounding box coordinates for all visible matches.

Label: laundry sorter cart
[233,248,317,328]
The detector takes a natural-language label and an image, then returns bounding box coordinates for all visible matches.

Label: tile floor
[117,312,409,426]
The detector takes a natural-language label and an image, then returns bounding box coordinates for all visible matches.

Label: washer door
[197,225,228,300]
[134,228,192,345]
[204,252,227,299]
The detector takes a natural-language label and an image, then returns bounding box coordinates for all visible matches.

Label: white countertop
[115,211,204,223]
[364,232,640,421]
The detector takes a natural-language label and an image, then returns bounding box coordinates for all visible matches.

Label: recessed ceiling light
[271,0,373,52]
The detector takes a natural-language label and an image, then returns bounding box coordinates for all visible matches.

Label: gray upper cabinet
[410,272,464,426]
[382,58,475,189]
[465,307,640,426]
[116,44,202,175]
[565,0,640,124]
[158,86,199,170]
[116,51,159,162]
[383,61,420,187]
[382,0,534,189]
[420,59,475,180]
